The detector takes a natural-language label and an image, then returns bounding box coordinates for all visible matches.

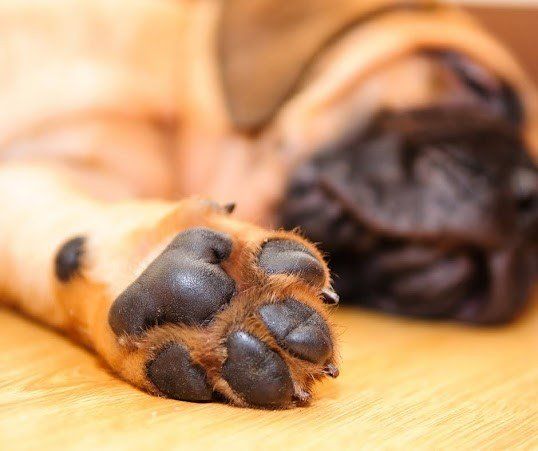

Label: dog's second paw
[107,225,338,408]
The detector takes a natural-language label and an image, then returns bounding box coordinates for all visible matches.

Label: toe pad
[259,298,333,364]
[147,343,212,402]
[222,331,294,408]
[259,239,325,286]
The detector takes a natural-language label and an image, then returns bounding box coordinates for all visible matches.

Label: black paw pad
[109,228,235,336]
[165,227,233,263]
[55,236,85,282]
[222,331,293,408]
[147,343,212,402]
[258,239,325,286]
[259,299,333,364]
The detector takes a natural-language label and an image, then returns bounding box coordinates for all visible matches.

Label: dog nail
[223,202,236,214]
[55,236,86,282]
[323,364,339,378]
[321,288,339,305]
[293,388,311,404]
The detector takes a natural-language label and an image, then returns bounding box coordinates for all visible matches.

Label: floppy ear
[218,0,432,130]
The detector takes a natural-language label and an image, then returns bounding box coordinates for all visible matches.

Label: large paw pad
[109,228,236,336]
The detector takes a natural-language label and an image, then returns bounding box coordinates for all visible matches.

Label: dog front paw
[107,224,338,408]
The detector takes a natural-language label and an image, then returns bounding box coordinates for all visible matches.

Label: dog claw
[321,288,339,305]
[223,202,236,214]
[323,364,339,378]
[293,388,312,404]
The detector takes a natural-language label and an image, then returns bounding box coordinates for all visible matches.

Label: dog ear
[218,0,431,130]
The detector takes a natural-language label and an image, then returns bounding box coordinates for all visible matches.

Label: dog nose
[282,108,538,250]
[511,166,538,232]
[278,107,537,323]
[456,243,537,324]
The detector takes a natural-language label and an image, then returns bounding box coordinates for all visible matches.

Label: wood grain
[0,296,537,450]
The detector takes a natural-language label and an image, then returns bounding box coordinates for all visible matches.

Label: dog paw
[107,225,338,408]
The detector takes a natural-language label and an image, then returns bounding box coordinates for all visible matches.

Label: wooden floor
[1,297,537,450]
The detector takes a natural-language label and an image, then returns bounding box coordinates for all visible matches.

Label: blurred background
[459,0,537,83]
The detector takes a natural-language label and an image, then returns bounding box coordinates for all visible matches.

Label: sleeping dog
[0,0,536,408]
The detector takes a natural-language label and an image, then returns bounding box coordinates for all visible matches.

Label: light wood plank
[0,296,536,450]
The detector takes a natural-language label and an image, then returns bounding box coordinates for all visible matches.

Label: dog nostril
[517,194,535,213]
[512,168,538,214]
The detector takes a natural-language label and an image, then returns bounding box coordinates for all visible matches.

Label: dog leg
[0,163,339,408]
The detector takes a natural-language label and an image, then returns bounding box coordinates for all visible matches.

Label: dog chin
[278,106,538,323]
